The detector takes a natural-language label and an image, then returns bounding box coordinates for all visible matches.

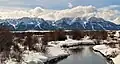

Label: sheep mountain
[0,17,120,31]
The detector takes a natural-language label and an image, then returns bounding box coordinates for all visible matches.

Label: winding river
[57,46,107,64]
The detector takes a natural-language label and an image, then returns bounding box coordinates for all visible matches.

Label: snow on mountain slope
[55,17,120,30]
[0,17,120,31]
[113,17,120,25]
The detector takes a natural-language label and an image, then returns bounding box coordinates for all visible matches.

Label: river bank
[93,45,120,64]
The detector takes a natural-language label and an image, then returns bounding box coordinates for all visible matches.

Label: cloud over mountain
[0,5,120,24]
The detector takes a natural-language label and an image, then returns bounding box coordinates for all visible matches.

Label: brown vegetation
[88,31,108,40]
[70,30,85,40]
[68,30,108,40]
[0,28,13,63]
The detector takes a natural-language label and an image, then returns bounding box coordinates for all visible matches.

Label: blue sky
[0,0,120,9]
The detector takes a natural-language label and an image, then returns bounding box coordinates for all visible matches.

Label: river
[57,46,107,64]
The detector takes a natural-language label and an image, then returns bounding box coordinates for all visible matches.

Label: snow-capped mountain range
[0,17,120,31]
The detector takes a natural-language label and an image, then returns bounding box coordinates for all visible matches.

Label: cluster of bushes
[13,30,108,41]
[0,28,13,63]
[42,30,67,42]
[0,28,49,63]
[68,30,108,40]
[87,31,108,40]
[69,30,86,40]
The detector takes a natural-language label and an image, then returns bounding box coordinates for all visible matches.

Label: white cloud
[0,5,120,24]
[96,9,120,21]
[29,7,44,17]
[99,5,120,10]
[68,3,73,8]
[53,5,96,20]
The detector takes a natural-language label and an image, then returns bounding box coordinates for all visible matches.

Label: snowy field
[93,45,120,64]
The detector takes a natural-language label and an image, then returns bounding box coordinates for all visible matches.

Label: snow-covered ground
[93,45,120,57]
[112,54,120,64]
[101,40,118,44]
[47,47,68,57]
[48,36,95,47]
[93,45,120,64]
[5,50,47,64]
[5,47,69,64]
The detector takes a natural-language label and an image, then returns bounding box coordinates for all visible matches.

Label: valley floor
[5,36,120,64]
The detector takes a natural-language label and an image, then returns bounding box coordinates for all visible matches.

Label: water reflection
[57,46,107,64]
[69,46,84,54]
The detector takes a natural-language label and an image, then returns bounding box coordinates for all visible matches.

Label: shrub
[0,28,13,63]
